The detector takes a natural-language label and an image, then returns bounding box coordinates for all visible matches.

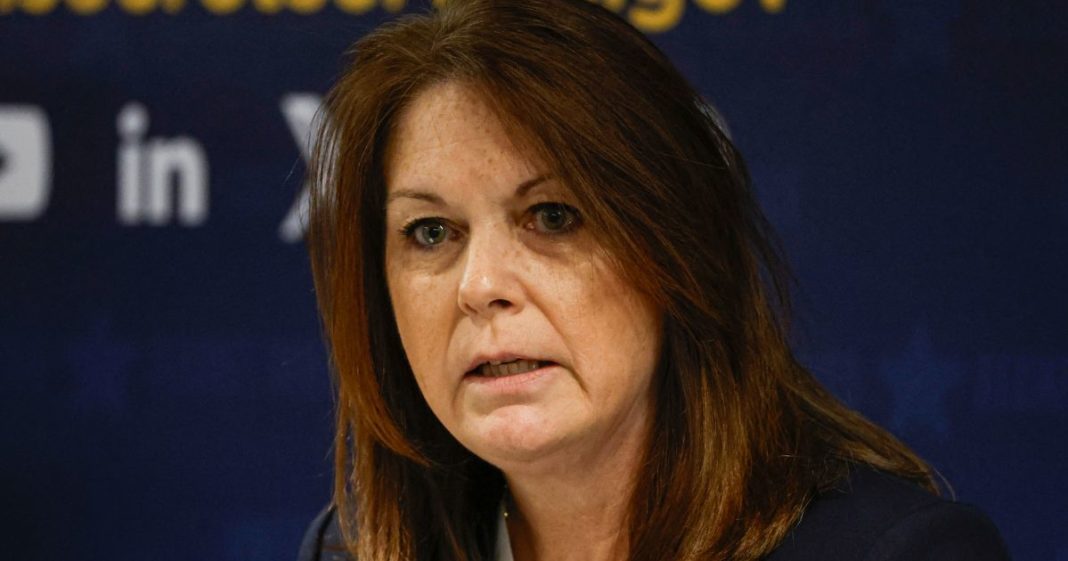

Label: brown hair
[306,1,937,560]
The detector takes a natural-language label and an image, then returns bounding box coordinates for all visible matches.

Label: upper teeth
[479,359,542,377]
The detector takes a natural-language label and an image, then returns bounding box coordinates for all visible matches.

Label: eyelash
[398,202,583,250]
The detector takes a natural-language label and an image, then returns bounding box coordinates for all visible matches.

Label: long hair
[306,1,937,560]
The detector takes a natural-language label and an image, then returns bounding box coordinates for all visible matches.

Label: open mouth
[469,359,553,378]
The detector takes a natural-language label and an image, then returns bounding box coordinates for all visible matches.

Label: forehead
[385,81,545,196]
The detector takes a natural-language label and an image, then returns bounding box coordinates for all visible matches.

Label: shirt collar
[494,500,515,561]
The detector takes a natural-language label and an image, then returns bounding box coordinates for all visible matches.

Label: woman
[299,1,1010,560]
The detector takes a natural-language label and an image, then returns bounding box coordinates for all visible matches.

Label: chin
[462,406,576,467]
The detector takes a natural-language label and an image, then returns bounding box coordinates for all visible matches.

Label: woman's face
[384,82,661,473]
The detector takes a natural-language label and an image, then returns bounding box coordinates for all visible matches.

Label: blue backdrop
[2,1,1065,560]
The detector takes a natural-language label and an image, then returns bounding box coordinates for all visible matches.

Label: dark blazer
[298,467,1011,561]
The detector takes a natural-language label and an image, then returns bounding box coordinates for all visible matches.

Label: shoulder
[297,505,351,561]
[295,469,1011,561]
[765,467,1012,561]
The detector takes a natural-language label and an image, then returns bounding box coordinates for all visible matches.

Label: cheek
[386,267,457,399]
[542,257,661,392]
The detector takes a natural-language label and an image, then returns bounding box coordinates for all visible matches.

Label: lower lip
[463,362,559,392]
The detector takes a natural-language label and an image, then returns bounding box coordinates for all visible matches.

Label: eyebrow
[385,174,552,206]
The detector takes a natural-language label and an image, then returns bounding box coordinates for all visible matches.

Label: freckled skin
[384,82,662,475]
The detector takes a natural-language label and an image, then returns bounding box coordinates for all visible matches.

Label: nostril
[455,263,521,316]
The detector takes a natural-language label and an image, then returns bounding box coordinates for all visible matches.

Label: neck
[501,422,647,561]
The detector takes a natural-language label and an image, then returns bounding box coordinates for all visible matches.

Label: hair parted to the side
[306,1,938,560]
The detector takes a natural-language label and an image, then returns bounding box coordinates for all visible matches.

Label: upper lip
[464,352,552,375]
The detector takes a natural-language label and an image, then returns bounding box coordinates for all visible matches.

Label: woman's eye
[403,219,451,248]
[530,203,581,233]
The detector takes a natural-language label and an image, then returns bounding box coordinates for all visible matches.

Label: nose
[456,228,523,319]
